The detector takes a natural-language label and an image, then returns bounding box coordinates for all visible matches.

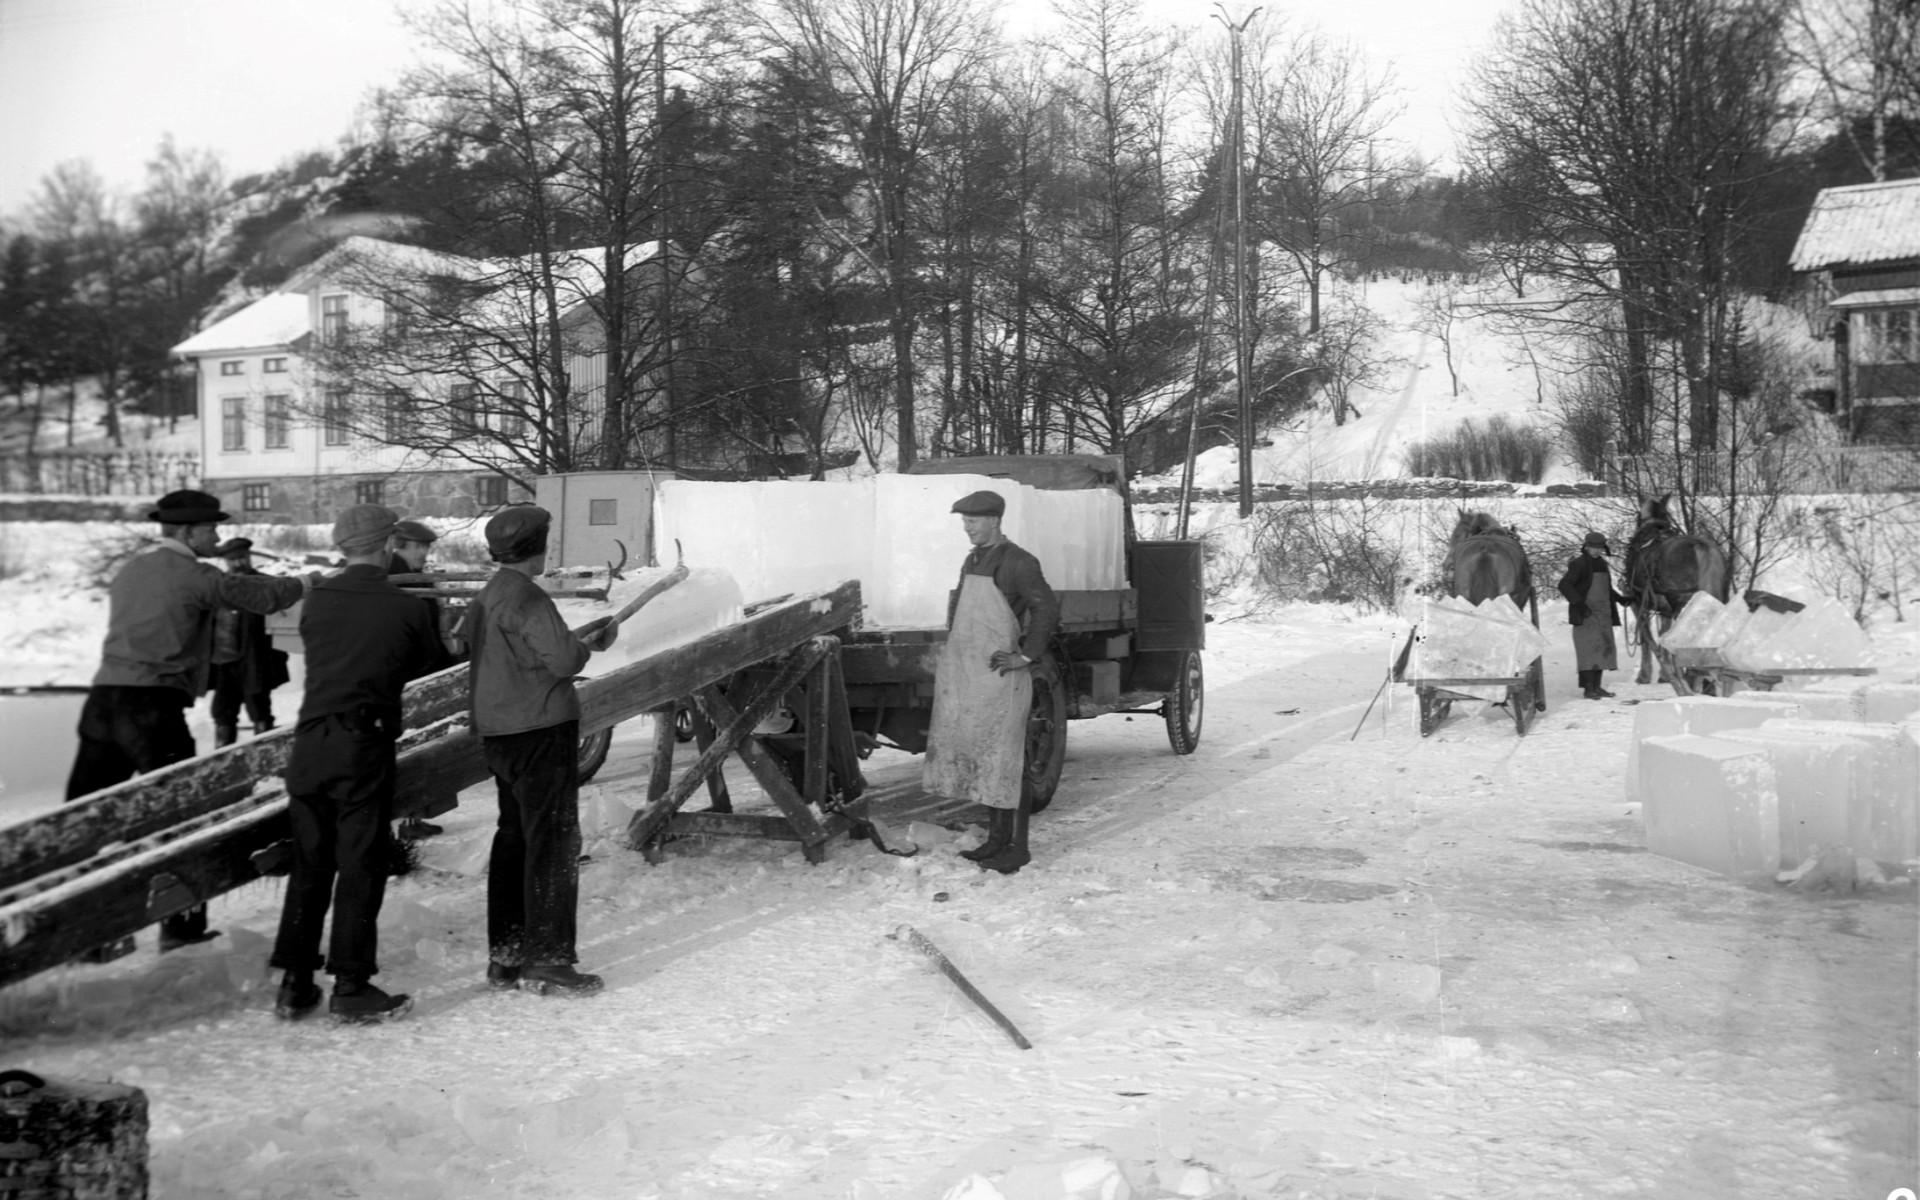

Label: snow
[2,515,1917,1199]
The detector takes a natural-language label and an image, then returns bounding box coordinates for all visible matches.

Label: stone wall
[198,471,534,525]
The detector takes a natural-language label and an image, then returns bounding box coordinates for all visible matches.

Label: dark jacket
[948,538,1060,660]
[466,568,591,737]
[294,564,450,730]
[93,540,303,698]
[211,563,291,695]
[1556,553,1625,626]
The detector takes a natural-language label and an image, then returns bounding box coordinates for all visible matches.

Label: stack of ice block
[1661,593,1731,665]
[653,476,1129,629]
[1401,595,1548,701]
[1707,725,1867,866]
[1721,593,1875,673]
[1624,695,1804,803]
[1760,718,1919,864]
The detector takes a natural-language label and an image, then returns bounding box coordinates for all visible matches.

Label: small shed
[1791,177,1920,441]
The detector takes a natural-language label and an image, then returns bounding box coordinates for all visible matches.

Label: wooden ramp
[0,581,863,990]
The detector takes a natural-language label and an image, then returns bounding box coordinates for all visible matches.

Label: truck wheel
[578,726,614,783]
[1163,650,1204,754]
[1023,668,1068,814]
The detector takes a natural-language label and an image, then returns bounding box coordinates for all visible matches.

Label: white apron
[923,575,1028,810]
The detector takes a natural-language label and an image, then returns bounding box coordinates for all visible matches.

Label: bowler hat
[950,490,1006,518]
[393,519,439,544]
[149,489,227,524]
[213,537,254,558]
[334,504,399,553]
[485,505,551,561]
[1583,531,1611,553]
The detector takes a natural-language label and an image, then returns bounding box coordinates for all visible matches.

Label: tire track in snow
[1360,331,1427,479]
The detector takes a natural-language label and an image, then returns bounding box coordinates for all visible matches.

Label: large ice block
[1624,695,1803,803]
[1762,718,1919,863]
[1857,682,1920,723]
[1404,595,1548,679]
[869,474,992,628]
[1662,593,1728,656]
[1639,734,1781,880]
[1706,727,1866,866]
[561,565,745,679]
[1722,593,1875,673]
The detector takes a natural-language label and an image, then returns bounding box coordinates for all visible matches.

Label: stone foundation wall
[198,472,534,525]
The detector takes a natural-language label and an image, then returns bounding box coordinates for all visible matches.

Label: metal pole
[1214,5,1261,518]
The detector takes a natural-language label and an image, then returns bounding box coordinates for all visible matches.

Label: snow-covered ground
[2,517,1917,1199]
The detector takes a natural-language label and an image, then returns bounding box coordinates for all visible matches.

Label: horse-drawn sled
[1397,511,1547,737]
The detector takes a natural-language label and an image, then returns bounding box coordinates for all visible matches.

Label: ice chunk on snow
[1639,734,1781,879]
[1709,726,1867,866]
[1722,593,1875,673]
[1763,718,1919,863]
[1625,695,1803,804]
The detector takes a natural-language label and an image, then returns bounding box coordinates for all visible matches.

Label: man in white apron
[923,490,1059,874]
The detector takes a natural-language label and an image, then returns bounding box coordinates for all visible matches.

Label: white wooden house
[1791,177,1920,442]
[174,235,666,522]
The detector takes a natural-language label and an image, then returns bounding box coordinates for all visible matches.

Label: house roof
[171,293,310,357]
[1790,177,1920,272]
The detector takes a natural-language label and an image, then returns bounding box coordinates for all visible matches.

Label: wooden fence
[0,451,200,497]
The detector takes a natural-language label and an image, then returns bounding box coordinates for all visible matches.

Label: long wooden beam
[0,581,861,990]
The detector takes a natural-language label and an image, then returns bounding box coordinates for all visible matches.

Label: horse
[1623,493,1731,686]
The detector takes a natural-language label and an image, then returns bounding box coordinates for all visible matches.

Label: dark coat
[211,563,291,696]
[1556,553,1625,626]
[292,564,450,730]
[948,538,1060,660]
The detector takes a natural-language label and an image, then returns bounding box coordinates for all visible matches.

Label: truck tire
[578,726,614,784]
[1163,650,1203,755]
[1024,667,1068,813]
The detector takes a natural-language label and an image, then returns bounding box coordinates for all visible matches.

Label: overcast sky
[0,0,1512,217]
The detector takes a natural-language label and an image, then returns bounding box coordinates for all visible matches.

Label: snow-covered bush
[1248,497,1406,610]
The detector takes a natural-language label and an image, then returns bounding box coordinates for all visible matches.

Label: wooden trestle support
[0,580,864,989]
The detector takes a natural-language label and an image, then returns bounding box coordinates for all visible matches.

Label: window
[355,480,385,505]
[1862,307,1918,363]
[384,390,412,443]
[589,499,618,526]
[219,360,244,377]
[450,382,480,439]
[242,484,271,512]
[383,300,410,336]
[499,381,528,439]
[221,397,246,451]
[321,294,349,344]
[263,394,291,450]
[263,357,287,374]
[323,389,351,446]
[475,476,509,508]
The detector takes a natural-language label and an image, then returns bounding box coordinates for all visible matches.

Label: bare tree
[1789,0,1920,179]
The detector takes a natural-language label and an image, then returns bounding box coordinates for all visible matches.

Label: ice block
[1624,695,1803,803]
[1639,734,1781,880]
[1662,592,1726,652]
[1762,718,1919,864]
[1856,682,1920,723]
[1708,727,1866,866]
[1722,593,1875,673]
[562,565,744,679]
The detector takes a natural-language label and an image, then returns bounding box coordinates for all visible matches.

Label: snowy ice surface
[2,512,1916,1200]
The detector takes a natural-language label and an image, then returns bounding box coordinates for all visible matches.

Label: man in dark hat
[1556,530,1630,701]
[67,489,307,955]
[388,519,440,576]
[936,489,1058,875]
[463,504,623,997]
[207,537,292,748]
[270,503,451,1024]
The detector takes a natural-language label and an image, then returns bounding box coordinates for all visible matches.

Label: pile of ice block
[654,476,1127,628]
[553,565,745,679]
[1399,594,1548,701]
[1630,688,1920,879]
[1658,590,1875,674]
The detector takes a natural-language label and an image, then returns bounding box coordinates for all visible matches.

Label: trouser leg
[485,723,582,967]
[271,790,337,975]
[326,755,394,981]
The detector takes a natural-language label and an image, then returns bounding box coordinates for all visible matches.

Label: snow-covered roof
[170,293,310,357]
[1790,177,1920,272]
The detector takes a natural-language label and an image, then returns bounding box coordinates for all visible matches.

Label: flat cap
[950,490,1006,518]
[485,505,552,561]
[149,489,227,525]
[393,519,439,544]
[1582,530,1611,553]
[334,503,399,553]
[213,537,254,557]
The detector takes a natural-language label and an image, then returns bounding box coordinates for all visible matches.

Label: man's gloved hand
[577,615,618,652]
[1568,602,1589,625]
[988,649,1030,675]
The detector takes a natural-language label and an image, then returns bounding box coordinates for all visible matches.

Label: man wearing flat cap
[463,504,621,997]
[1556,530,1630,701]
[927,488,1059,875]
[206,537,292,748]
[66,489,307,956]
[388,519,439,576]
[270,503,451,1024]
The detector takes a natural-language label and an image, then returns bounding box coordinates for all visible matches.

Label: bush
[1403,415,1552,483]
[1248,498,1407,611]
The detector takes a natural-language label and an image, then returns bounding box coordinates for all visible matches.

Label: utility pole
[1214,3,1260,518]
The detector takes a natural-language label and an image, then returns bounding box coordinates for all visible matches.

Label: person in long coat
[1556,531,1628,700]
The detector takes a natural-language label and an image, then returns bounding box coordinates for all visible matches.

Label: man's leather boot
[960,806,1012,862]
[520,965,605,996]
[982,798,1032,875]
[330,979,413,1024]
[214,723,239,748]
